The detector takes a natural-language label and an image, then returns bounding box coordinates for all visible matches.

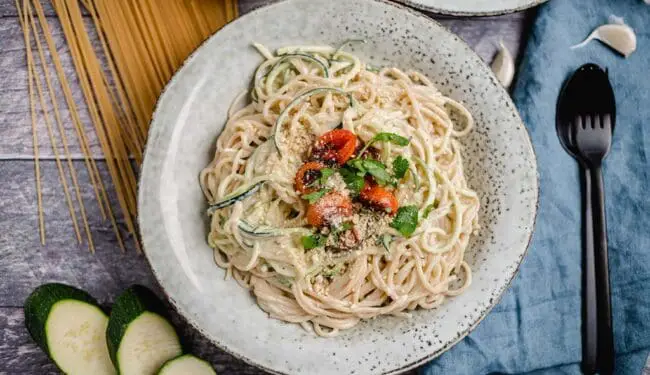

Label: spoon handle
[590,166,614,374]
[581,166,598,375]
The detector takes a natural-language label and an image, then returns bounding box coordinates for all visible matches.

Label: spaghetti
[200,43,480,336]
[18,0,238,251]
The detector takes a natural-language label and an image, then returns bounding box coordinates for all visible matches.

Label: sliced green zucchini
[255,53,329,90]
[272,87,353,156]
[24,283,115,375]
[106,286,182,375]
[156,355,216,375]
[238,220,308,238]
[206,179,267,214]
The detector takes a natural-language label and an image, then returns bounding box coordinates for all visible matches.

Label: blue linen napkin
[421,1,650,374]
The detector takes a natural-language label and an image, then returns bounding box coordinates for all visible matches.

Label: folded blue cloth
[421,1,650,374]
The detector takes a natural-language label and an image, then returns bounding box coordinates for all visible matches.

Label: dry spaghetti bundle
[18,0,237,251]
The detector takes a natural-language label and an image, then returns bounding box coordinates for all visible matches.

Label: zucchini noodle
[199,43,480,336]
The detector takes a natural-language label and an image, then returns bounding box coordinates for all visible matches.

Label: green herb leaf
[321,263,344,278]
[332,221,353,233]
[371,132,410,146]
[301,234,327,250]
[423,200,439,218]
[345,158,395,186]
[359,132,410,156]
[319,168,335,185]
[302,189,330,204]
[392,156,409,179]
[361,159,393,186]
[377,233,393,252]
[338,167,365,195]
[390,205,419,237]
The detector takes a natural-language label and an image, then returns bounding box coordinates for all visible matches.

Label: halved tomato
[306,192,353,227]
[294,161,327,194]
[360,182,398,215]
[311,129,358,165]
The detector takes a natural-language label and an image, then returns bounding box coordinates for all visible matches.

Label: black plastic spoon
[556,63,616,375]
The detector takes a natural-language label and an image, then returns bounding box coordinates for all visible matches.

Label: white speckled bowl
[139,0,538,374]
[395,0,548,16]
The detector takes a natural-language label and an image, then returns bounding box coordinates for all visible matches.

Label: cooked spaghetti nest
[200,42,480,336]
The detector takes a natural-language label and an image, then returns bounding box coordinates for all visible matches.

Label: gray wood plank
[0,15,105,159]
[0,159,149,306]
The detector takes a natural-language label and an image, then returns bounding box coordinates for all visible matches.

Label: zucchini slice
[106,286,182,375]
[238,220,308,238]
[24,283,115,375]
[272,87,353,156]
[206,179,267,214]
[254,53,329,90]
[156,355,216,375]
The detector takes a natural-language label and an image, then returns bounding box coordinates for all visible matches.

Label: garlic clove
[571,17,637,58]
[491,41,515,88]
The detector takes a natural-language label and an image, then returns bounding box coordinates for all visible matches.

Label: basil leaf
[362,159,393,186]
[371,132,410,146]
[338,167,365,195]
[301,234,327,250]
[302,189,330,204]
[392,156,409,179]
[390,205,419,237]
[423,200,439,218]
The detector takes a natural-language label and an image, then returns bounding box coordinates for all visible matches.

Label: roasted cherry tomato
[294,161,327,194]
[306,192,353,227]
[360,182,399,215]
[311,129,358,165]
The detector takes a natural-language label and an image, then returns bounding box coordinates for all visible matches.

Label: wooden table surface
[0,1,535,373]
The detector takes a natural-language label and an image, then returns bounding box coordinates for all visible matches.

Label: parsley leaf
[318,168,335,185]
[301,234,327,250]
[306,168,335,188]
[392,156,409,179]
[338,166,365,195]
[321,263,344,278]
[371,132,410,146]
[361,159,393,186]
[346,158,394,186]
[390,205,419,237]
[377,233,393,252]
[332,221,353,233]
[423,200,439,218]
[358,132,410,156]
[302,189,330,204]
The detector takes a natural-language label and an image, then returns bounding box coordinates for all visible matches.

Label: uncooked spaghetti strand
[52,0,138,242]
[83,0,145,160]
[29,0,107,222]
[18,0,45,245]
[62,0,139,217]
[92,0,151,136]
[24,24,82,244]
[30,0,125,252]
[27,1,95,252]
